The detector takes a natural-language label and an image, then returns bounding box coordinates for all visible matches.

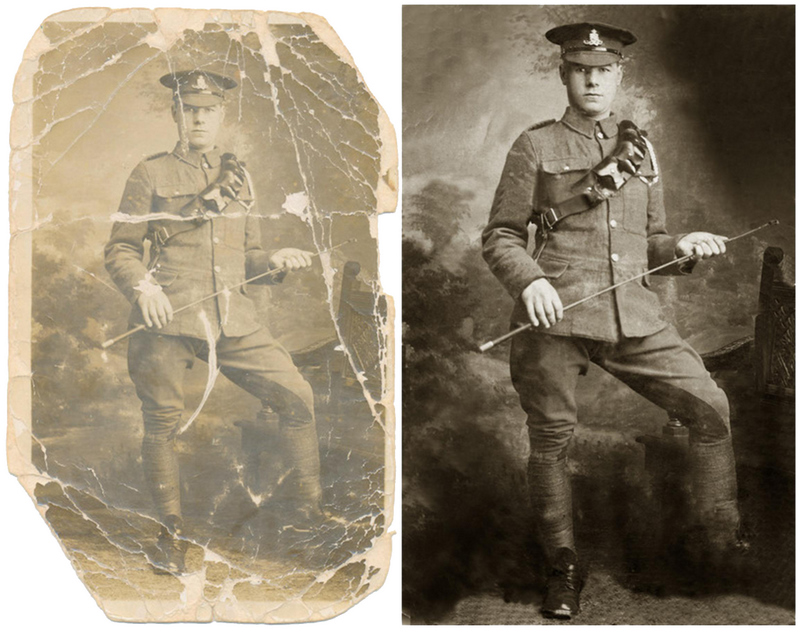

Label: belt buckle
[542,208,559,231]
[154,226,169,246]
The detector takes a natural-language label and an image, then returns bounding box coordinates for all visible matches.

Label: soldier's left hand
[676,232,727,260]
[270,248,314,271]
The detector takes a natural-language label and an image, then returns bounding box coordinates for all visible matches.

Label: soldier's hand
[270,248,314,271]
[521,278,564,328]
[136,289,174,329]
[676,232,727,260]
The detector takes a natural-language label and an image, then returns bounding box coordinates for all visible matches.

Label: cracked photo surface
[8,7,396,623]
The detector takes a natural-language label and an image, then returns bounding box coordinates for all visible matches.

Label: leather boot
[154,514,186,575]
[541,547,582,619]
[528,459,581,618]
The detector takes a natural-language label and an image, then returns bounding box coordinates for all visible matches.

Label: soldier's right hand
[521,278,564,328]
[137,290,174,329]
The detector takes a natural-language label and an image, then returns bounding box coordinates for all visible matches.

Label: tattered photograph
[403,5,794,625]
[8,7,396,623]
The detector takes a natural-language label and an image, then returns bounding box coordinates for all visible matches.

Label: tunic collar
[172,142,221,168]
[561,107,619,139]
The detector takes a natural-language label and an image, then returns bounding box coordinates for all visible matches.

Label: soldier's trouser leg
[595,325,739,546]
[206,329,321,506]
[511,333,589,559]
[128,332,196,521]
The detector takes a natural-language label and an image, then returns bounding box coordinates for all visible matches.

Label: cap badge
[584,29,604,47]
[192,75,208,91]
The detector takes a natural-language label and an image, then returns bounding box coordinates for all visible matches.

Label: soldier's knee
[296,379,315,411]
[279,414,315,430]
[265,385,315,428]
[708,385,730,422]
[687,382,731,443]
[262,396,314,428]
[693,419,730,444]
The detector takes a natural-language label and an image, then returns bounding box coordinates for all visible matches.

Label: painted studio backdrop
[402,5,794,624]
[12,10,394,621]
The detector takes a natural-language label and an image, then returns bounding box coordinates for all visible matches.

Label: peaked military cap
[546,22,636,66]
[159,70,237,106]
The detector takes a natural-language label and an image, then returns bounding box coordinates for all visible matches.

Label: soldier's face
[172,102,224,151]
[560,62,622,120]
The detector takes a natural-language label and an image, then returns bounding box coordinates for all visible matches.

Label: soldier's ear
[171,103,179,123]
[616,62,624,85]
[559,63,567,86]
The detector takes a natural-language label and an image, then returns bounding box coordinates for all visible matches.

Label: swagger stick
[477,220,778,353]
[102,238,356,349]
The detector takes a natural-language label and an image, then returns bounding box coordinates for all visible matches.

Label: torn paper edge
[7,7,397,624]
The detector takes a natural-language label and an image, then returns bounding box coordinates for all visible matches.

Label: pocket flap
[537,255,570,278]
[150,267,178,287]
[155,183,197,199]
[541,157,593,175]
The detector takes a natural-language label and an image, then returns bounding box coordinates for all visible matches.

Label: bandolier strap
[150,153,250,247]
[538,120,650,231]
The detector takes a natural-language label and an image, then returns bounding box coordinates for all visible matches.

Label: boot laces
[551,564,579,592]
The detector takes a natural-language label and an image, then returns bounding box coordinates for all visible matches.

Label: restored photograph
[9,7,395,623]
[403,5,794,625]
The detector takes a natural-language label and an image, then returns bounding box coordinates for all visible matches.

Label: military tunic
[482,107,690,342]
[482,108,730,463]
[105,143,282,340]
[105,143,320,521]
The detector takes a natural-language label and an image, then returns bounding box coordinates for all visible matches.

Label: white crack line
[179,309,221,435]
[267,68,385,430]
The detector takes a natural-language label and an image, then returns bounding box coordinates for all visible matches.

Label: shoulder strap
[527,119,556,132]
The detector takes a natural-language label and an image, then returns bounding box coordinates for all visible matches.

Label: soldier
[105,70,322,574]
[482,23,742,619]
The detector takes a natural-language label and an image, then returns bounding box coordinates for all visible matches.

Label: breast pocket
[153,183,202,216]
[539,157,593,208]
[537,254,570,280]
[150,266,178,287]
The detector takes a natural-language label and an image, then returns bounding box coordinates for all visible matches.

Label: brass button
[611,253,620,262]
[214,265,221,273]
[213,237,220,244]
[609,219,618,228]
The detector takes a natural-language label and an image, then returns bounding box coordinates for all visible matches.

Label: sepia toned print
[9,8,396,623]
[403,5,793,625]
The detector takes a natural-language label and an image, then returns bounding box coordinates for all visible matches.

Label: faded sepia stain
[9,7,396,624]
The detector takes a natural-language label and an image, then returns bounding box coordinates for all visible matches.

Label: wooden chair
[235,260,385,495]
[633,246,795,573]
